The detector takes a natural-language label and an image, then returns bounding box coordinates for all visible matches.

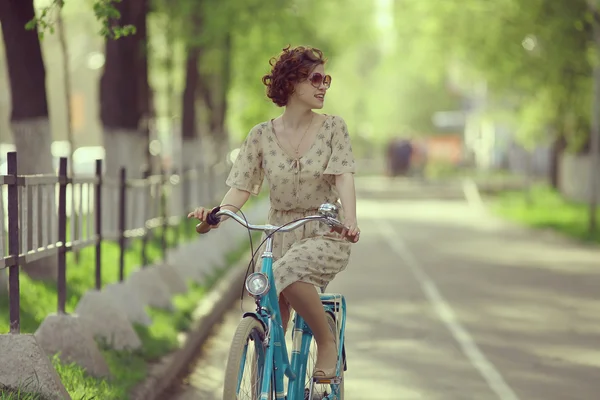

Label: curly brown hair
[262,45,327,107]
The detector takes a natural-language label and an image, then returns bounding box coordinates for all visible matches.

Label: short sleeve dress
[225,114,356,296]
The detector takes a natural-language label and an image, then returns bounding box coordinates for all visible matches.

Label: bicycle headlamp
[245,272,270,297]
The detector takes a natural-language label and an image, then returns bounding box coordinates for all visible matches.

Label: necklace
[282,113,314,157]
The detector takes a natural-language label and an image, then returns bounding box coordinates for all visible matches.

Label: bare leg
[282,282,337,376]
[278,294,291,333]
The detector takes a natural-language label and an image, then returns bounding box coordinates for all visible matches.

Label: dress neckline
[269,114,331,160]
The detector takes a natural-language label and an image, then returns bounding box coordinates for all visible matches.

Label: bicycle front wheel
[223,316,271,400]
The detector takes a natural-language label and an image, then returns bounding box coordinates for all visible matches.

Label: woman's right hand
[187,206,220,230]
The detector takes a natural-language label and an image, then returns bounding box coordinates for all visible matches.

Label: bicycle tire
[223,316,272,400]
[303,313,344,400]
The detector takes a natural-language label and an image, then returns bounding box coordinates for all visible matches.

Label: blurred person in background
[410,137,429,179]
[386,136,414,177]
[188,45,359,380]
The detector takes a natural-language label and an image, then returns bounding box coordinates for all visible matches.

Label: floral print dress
[225,114,356,295]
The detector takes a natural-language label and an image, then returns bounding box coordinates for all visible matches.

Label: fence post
[196,162,203,207]
[182,165,189,240]
[7,152,20,333]
[172,167,180,248]
[57,157,68,314]
[140,166,150,267]
[118,167,126,282]
[95,159,103,290]
[160,167,167,262]
[208,161,215,204]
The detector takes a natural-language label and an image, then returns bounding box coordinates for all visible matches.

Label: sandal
[313,344,338,379]
[312,367,337,380]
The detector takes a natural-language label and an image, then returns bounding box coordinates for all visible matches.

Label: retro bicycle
[196,203,356,400]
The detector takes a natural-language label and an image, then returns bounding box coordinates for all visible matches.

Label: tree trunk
[99,0,149,177]
[57,9,82,262]
[549,134,566,190]
[137,2,152,173]
[181,46,201,150]
[214,35,232,131]
[196,34,233,165]
[213,34,232,160]
[182,48,200,143]
[0,270,6,294]
[181,46,205,207]
[99,0,149,233]
[197,70,217,168]
[0,0,58,282]
[588,14,600,233]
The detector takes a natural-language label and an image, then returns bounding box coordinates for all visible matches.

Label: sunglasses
[307,72,332,89]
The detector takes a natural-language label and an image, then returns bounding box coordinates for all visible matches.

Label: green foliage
[25,0,136,39]
[24,2,58,40]
[92,0,137,39]
[393,0,598,150]
[225,0,381,136]
[147,0,384,141]
[17,0,600,154]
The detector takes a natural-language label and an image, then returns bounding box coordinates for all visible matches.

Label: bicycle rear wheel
[303,313,344,400]
[223,317,271,400]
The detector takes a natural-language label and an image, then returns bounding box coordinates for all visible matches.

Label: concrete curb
[131,252,251,400]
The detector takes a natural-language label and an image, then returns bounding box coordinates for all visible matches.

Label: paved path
[169,178,600,400]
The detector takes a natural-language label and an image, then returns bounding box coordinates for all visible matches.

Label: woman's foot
[313,338,338,379]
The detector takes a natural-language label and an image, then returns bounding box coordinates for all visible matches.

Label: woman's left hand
[341,218,360,242]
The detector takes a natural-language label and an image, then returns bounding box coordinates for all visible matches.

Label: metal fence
[1,151,228,334]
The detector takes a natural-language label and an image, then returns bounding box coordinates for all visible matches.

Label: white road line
[461,178,486,214]
[380,221,520,400]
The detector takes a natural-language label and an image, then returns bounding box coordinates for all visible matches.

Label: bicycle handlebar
[195,205,359,243]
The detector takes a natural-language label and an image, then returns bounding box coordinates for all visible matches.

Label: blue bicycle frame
[241,226,347,400]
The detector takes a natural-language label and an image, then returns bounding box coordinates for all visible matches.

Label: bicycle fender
[242,311,267,333]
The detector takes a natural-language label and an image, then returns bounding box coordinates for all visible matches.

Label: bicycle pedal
[312,375,342,385]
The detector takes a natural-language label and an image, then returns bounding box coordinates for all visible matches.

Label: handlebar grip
[331,225,360,243]
[195,221,212,234]
[195,207,221,234]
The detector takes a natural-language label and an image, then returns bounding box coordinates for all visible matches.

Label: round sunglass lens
[311,74,323,86]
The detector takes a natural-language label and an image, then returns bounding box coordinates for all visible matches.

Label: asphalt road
[169,177,600,400]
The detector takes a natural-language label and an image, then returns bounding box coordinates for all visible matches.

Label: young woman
[188,45,360,379]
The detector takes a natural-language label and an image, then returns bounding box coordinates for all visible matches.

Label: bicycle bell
[318,203,339,219]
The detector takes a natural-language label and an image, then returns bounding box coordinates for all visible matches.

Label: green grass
[0,219,196,334]
[490,183,600,244]
[423,160,519,182]
[1,209,264,399]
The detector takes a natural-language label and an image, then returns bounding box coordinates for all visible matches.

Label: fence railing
[1,151,228,334]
